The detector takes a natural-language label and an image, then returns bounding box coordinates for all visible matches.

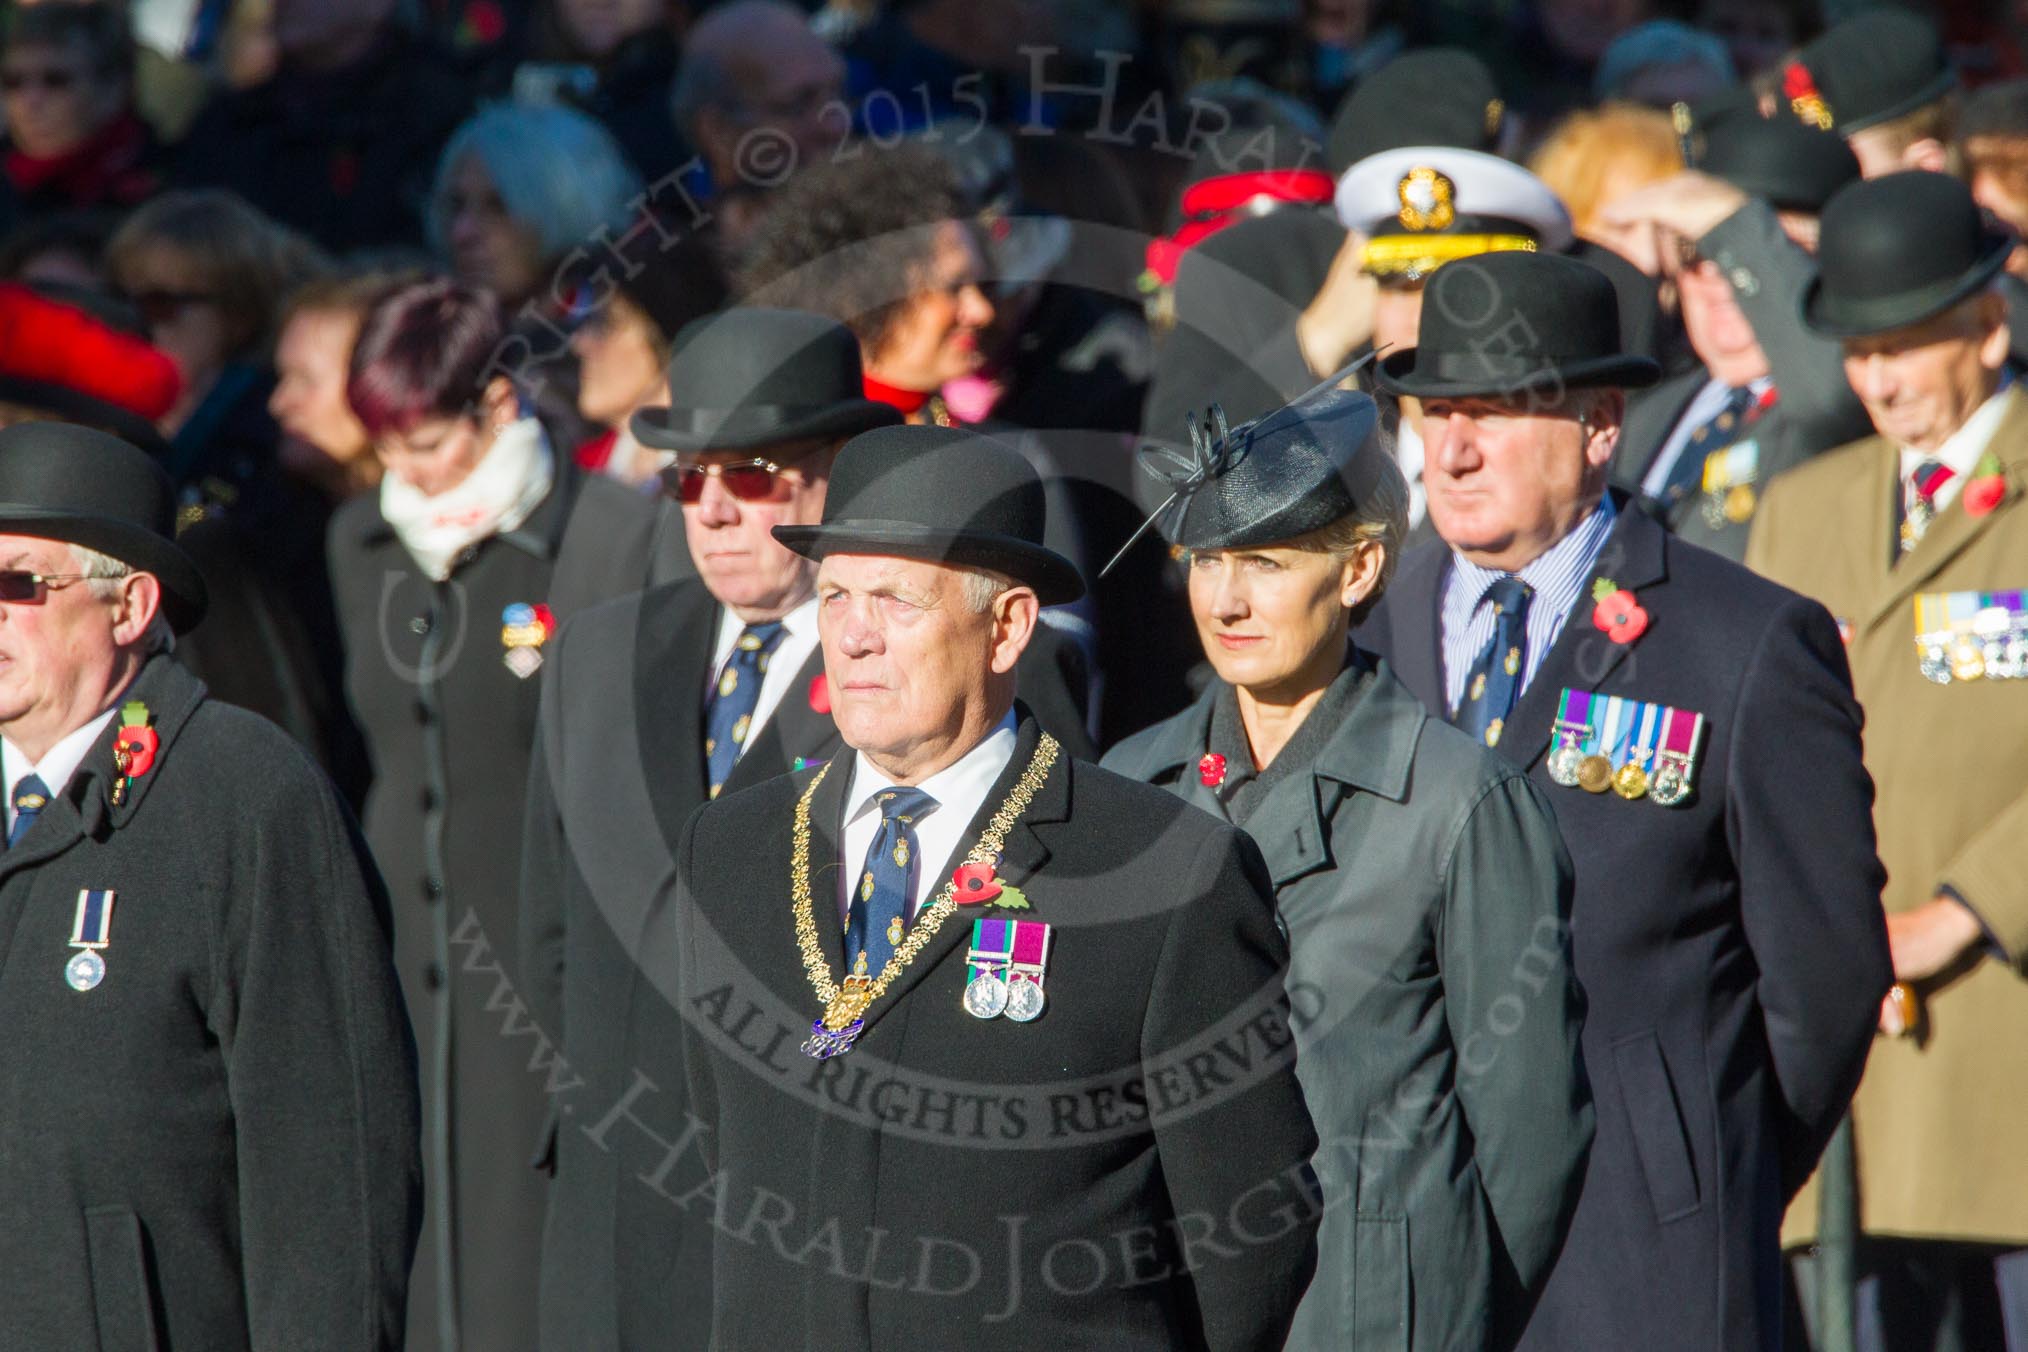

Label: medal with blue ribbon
[1913,589,2028,684]
[1613,699,1663,800]
[66,888,115,991]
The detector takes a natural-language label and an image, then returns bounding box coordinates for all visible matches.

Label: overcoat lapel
[1498,499,1669,769]
[1382,544,1449,714]
[1863,395,2028,630]
[633,583,717,847]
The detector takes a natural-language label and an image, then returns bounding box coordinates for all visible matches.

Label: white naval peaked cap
[1334,145,1573,280]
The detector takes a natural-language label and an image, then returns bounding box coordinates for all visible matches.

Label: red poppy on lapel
[1198,752,1227,787]
[1591,579,1650,645]
[807,673,831,714]
[1964,453,2006,518]
[953,862,1002,905]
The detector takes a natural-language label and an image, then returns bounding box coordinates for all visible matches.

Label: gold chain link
[793,734,1060,1028]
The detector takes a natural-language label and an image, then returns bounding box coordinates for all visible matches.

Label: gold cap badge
[1397,167,1457,232]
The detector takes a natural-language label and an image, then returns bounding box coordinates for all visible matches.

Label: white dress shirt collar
[2,704,122,836]
[1896,380,2018,515]
[839,709,1019,921]
[708,593,821,757]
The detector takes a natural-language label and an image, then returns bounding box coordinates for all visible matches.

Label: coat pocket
[82,1205,162,1352]
[1351,1213,1411,1350]
[1611,1031,1702,1222]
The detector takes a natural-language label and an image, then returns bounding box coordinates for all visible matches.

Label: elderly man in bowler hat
[518,307,894,1350]
[1358,250,1891,1351]
[1749,172,2028,1352]
[613,423,1319,1348]
[0,422,420,1349]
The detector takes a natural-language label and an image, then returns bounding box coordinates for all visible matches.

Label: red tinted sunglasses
[661,457,798,504]
[0,570,91,603]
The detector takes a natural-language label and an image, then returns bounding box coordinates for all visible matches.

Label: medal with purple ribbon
[1549,688,1593,787]
[66,888,115,991]
[1004,920,1052,1023]
[963,917,1013,1019]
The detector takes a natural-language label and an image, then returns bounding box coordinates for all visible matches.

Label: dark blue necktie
[703,622,786,799]
[844,787,938,980]
[1659,384,1757,507]
[9,773,49,848]
[1454,576,1532,749]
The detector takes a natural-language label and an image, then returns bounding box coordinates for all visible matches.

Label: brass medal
[1577,755,1614,794]
[1722,483,1757,523]
[1612,762,1650,800]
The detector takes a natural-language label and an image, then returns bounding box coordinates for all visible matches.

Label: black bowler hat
[0,422,208,632]
[1375,252,1660,401]
[772,425,1084,605]
[1161,387,1401,550]
[1699,114,1860,215]
[1803,172,2013,338]
[1326,48,1505,175]
[631,307,901,452]
[1786,10,1955,134]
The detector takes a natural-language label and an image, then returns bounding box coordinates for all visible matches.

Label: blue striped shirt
[1440,496,1618,714]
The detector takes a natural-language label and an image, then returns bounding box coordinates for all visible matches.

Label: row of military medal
[1913,590,2028,684]
[1546,688,1706,807]
[962,918,1052,1023]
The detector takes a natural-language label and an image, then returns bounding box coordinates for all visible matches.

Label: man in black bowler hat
[519,309,1098,1348]
[615,422,1320,1349]
[1783,8,1957,178]
[0,421,420,1350]
[1749,170,2028,1352]
[1357,250,1891,1351]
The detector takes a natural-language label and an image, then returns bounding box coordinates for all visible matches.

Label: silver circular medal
[65,950,104,992]
[1547,744,1584,787]
[1649,765,1689,807]
[963,972,1009,1019]
[1004,977,1045,1023]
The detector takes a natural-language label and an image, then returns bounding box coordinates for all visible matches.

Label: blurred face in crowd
[1696,0,1795,77]
[114,247,232,410]
[1304,0,1372,48]
[1373,278,1425,355]
[1188,541,1381,703]
[1,35,125,159]
[572,295,667,428]
[1840,292,2009,454]
[1968,164,2028,280]
[557,0,663,59]
[372,376,517,497]
[270,306,378,492]
[675,440,831,619]
[865,222,994,393]
[817,553,1035,782]
[0,533,159,762]
[1421,389,1621,572]
[1537,0,1649,64]
[689,11,846,190]
[1676,255,1770,384]
[443,155,547,305]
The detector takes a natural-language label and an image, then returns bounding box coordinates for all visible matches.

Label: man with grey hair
[620,423,1321,1348]
[670,0,846,254]
[0,421,421,1349]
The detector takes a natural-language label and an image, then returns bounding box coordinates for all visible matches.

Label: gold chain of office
[792,734,1061,1031]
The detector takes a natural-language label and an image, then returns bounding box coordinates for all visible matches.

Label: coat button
[424,877,443,901]
[410,615,432,635]
[420,788,438,811]
[424,961,446,991]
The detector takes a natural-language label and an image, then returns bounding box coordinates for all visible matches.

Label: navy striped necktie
[845,788,938,980]
[1453,576,1532,749]
[9,773,49,848]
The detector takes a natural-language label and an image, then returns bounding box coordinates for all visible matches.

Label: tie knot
[13,773,48,812]
[735,622,787,655]
[1911,458,1954,499]
[1485,575,1532,615]
[873,787,938,824]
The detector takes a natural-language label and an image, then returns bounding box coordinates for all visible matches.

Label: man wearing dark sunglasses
[0,4,159,229]
[0,421,420,1349]
[519,307,895,1349]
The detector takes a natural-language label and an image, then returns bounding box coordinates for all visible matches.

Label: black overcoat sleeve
[1141,824,1320,1352]
[1727,595,1890,1194]
[211,743,422,1349]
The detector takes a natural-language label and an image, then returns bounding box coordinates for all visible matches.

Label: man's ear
[1902,139,1949,175]
[988,586,1039,676]
[110,571,163,648]
[1582,389,1625,470]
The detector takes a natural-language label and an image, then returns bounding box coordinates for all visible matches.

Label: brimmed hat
[1325,48,1506,175]
[1803,171,2013,339]
[0,421,208,632]
[1785,9,1956,135]
[631,308,901,452]
[1375,252,1660,400]
[1336,147,1571,283]
[1698,113,1861,215]
[772,424,1084,605]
